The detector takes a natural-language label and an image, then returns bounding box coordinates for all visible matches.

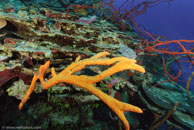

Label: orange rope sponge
[19,51,145,130]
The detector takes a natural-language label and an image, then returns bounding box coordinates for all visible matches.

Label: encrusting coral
[19,51,145,130]
[0,18,6,29]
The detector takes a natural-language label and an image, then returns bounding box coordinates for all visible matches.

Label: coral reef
[0,0,193,130]
[19,52,145,130]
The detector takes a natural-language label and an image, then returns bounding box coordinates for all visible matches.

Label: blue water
[135,0,194,40]
[114,0,194,91]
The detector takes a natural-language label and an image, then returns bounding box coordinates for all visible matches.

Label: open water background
[114,0,194,90]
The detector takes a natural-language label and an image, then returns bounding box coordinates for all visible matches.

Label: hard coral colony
[19,52,145,130]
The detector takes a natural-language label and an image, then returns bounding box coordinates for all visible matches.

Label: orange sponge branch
[19,52,145,130]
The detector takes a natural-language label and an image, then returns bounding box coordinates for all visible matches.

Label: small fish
[101,20,106,23]
[75,15,96,24]
[4,38,17,44]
